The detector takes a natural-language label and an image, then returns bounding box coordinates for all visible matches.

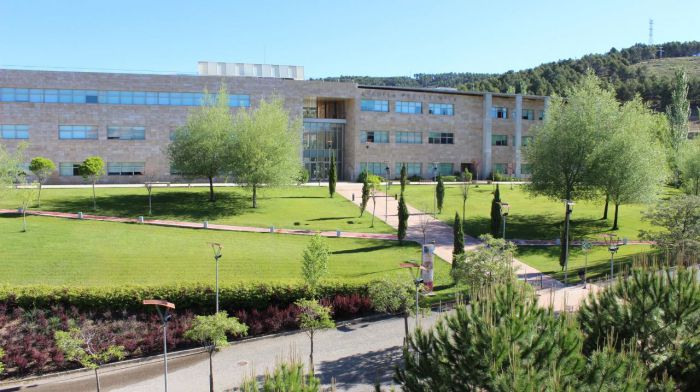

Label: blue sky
[1,0,698,78]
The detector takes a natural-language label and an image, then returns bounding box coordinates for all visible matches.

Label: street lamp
[399,260,425,329]
[562,200,575,285]
[209,242,223,313]
[432,162,438,216]
[497,202,510,240]
[384,163,390,221]
[581,240,592,288]
[143,299,176,392]
[602,234,626,279]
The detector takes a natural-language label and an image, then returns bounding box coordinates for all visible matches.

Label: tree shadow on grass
[332,244,397,255]
[461,214,613,240]
[317,345,403,390]
[308,216,356,222]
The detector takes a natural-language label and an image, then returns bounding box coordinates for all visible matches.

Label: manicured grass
[517,244,653,284]
[402,184,677,241]
[0,185,393,233]
[0,215,449,288]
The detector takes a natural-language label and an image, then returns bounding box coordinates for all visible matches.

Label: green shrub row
[0,282,369,314]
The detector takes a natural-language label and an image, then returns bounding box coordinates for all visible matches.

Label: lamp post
[399,261,425,329]
[432,162,438,216]
[602,234,626,279]
[384,163,390,221]
[562,200,575,285]
[143,300,176,392]
[209,242,223,313]
[497,202,510,240]
[581,241,592,288]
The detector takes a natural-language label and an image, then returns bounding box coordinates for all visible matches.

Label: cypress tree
[452,212,465,264]
[328,153,336,198]
[398,193,409,245]
[400,164,408,194]
[436,175,445,213]
[360,174,370,217]
[490,184,502,237]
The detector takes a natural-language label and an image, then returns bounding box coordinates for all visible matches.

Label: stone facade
[0,69,546,184]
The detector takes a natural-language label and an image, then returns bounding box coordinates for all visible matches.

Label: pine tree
[328,153,336,198]
[397,193,409,245]
[436,175,445,213]
[490,184,502,237]
[400,164,408,194]
[360,174,370,217]
[452,212,464,264]
[666,69,690,188]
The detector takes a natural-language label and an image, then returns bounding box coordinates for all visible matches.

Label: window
[396,131,422,144]
[521,163,532,175]
[395,101,422,114]
[492,107,508,119]
[428,132,454,144]
[522,109,534,120]
[522,136,533,146]
[59,162,81,176]
[493,163,507,174]
[0,87,249,107]
[395,162,422,177]
[360,99,389,112]
[428,103,454,116]
[360,162,387,176]
[107,126,146,140]
[437,163,453,176]
[360,131,389,144]
[59,125,98,140]
[0,125,29,139]
[538,110,545,120]
[492,135,508,146]
[107,162,145,176]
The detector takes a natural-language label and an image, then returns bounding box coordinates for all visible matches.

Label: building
[0,63,548,184]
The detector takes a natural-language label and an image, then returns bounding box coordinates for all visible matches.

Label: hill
[631,56,700,79]
[311,72,496,88]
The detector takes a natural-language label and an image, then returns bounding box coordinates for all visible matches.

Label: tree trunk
[37,183,42,208]
[612,203,620,231]
[252,184,257,208]
[602,193,609,220]
[22,208,27,232]
[94,367,101,392]
[92,181,97,210]
[404,313,409,338]
[208,176,215,202]
[208,350,214,392]
[462,199,466,227]
[695,179,699,196]
[559,197,571,269]
[309,331,314,371]
[370,198,376,227]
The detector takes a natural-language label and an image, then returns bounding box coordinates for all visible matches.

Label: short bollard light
[270,225,275,233]
[336,230,341,237]
[78,212,83,219]
[352,193,355,201]
[138,216,144,223]
[203,220,208,229]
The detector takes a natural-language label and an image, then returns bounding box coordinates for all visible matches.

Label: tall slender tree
[400,163,408,194]
[452,212,465,264]
[666,69,690,188]
[435,174,445,213]
[459,170,472,226]
[490,184,502,237]
[397,193,409,244]
[328,153,336,198]
[360,173,370,217]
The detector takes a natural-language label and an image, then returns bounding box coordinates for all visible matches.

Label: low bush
[440,175,458,182]
[408,174,422,182]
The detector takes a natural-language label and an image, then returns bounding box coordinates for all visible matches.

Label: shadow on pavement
[317,345,403,390]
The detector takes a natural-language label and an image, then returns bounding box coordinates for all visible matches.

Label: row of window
[491,135,533,146]
[360,162,455,177]
[361,130,455,145]
[492,163,532,175]
[0,124,29,139]
[492,106,544,121]
[59,162,145,176]
[0,124,151,140]
[361,100,454,116]
[0,87,250,107]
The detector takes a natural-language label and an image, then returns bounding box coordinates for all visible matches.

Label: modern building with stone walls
[0,63,548,184]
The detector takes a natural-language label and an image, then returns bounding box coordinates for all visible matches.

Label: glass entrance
[303,120,344,181]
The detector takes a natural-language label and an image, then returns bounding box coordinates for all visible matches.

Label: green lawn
[402,184,676,241]
[0,215,449,288]
[1,185,393,234]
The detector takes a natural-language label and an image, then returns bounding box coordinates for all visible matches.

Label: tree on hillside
[300,234,330,297]
[490,184,502,237]
[368,278,415,338]
[231,97,301,208]
[666,69,691,187]
[525,74,619,265]
[679,139,700,195]
[360,172,370,217]
[400,164,408,194]
[79,156,106,210]
[640,195,700,262]
[594,98,667,230]
[435,175,445,213]
[29,157,55,207]
[295,299,334,370]
[397,193,409,245]
[328,153,336,198]
[459,170,472,226]
[452,212,464,264]
[168,87,234,202]
[184,311,248,392]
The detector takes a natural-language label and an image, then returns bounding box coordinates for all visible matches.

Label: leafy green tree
[0,143,26,200]
[452,212,464,264]
[328,153,336,198]
[525,74,619,264]
[666,69,691,187]
[240,360,323,391]
[367,174,381,227]
[579,267,700,390]
[295,299,335,369]
[231,97,301,208]
[184,311,248,392]
[55,325,126,392]
[640,195,700,262]
[679,139,700,195]
[300,234,330,297]
[397,193,409,245]
[168,87,234,202]
[459,170,472,226]
[400,163,408,194]
[360,173,370,217]
[17,178,38,232]
[451,234,515,288]
[435,174,445,213]
[28,156,55,207]
[296,167,309,186]
[490,184,502,237]
[368,278,415,338]
[79,156,106,210]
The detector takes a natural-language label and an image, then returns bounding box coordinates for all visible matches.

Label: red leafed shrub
[321,294,373,320]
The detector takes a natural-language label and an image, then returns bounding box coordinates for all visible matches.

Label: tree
[451,234,515,288]
[367,174,381,227]
[168,87,234,202]
[295,299,334,370]
[17,178,38,232]
[359,172,370,217]
[490,184,502,237]
[395,281,649,391]
[435,174,445,213]
[368,278,415,338]
[400,163,408,194]
[397,193,409,245]
[300,234,330,297]
[79,156,105,210]
[328,153,336,198]
[679,139,700,196]
[54,325,126,392]
[666,69,691,187]
[231,97,301,208]
[184,311,248,392]
[240,360,324,391]
[640,195,700,262]
[459,170,472,226]
[0,143,26,200]
[28,156,55,207]
[296,166,309,186]
[594,98,667,230]
[525,74,619,264]
[452,212,464,264]
[579,267,700,390]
